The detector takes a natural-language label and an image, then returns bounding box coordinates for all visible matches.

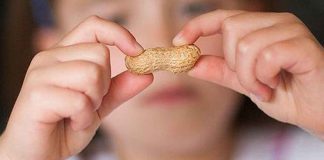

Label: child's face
[46,0,263,154]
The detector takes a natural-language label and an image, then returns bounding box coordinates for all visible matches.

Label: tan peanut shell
[125,44,201,74]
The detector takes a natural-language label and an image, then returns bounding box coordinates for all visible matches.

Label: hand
[0,16,153,160]
[173,10,324,138]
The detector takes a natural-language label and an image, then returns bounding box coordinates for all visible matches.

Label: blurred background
[0,0,323,133]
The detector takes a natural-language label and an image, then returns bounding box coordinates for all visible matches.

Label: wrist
[0,152,10,160]
[0,137,11,160]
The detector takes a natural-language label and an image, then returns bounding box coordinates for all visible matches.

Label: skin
[174,10,324,138]
[0,0,324,160]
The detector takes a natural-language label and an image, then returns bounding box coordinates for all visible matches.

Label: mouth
[143,84,198,107]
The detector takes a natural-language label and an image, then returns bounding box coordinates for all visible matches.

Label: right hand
[173,10,324,138]
[0,16,153,160]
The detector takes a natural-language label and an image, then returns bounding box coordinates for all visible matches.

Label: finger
[27,61,109,108]
[173,10,244,46]
[26,86,95,131]
[30,43,111,72]
[256,37,322,88]
[235,22,309,101]
[222,12,299,70]
[187,55,248,95]
[57,16,143,56]
[99,71,153,118]
[174,11,299,70]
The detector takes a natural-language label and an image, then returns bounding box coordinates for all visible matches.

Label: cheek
[196,34,223,57]
[110,47,128,77]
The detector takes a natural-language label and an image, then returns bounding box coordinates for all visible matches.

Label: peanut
[125,44,201,74]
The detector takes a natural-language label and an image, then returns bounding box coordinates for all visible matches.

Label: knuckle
[183,20,197,33]
[30,52,47,66]
[85,15,102,24]
[238,75,254,90]
[291,22,308,35]
[271,41,290,53]
[26,68,42,82]
[81,15,103,28]
[255,66,265,78]
[261,44,280,64]
[237,71,257,91]
[297,36,319,59]
[261,50,273,63]
[300,36,316,47]
[279,12,298,22]
[215,9,226,14]
[222,18,235,33]
[203,9,224,18]
[28,87,46,104]
[93,44,110,66]
[261,49,274,64]
[74,94,92,112]
[83,63,103,85]
[237,39,252,56]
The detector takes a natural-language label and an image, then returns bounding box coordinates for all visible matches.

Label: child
[1,0,324,159]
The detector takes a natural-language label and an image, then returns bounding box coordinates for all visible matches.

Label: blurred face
[48,0,265,156]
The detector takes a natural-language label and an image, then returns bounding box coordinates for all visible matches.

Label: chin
[102,78,241,155]
[141,128,227,155]
[104,103,235,156]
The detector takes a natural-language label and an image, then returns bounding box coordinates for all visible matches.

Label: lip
[143,85,198,106]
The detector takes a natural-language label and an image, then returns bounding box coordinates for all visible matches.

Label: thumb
[188,55,247,95]
[98,71,153,118]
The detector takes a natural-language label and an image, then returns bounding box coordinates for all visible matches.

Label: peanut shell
[125,45,200,74]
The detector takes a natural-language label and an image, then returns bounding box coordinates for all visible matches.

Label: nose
[133,1,176,48]
[130,1,185,81]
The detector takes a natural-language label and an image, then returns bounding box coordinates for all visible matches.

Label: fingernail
[133,42,144,55]
[173,31,187,46]
[249,92,265,102]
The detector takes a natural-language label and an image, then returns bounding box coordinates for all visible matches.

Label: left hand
[173,10,324,139]
[0,16,153,160]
